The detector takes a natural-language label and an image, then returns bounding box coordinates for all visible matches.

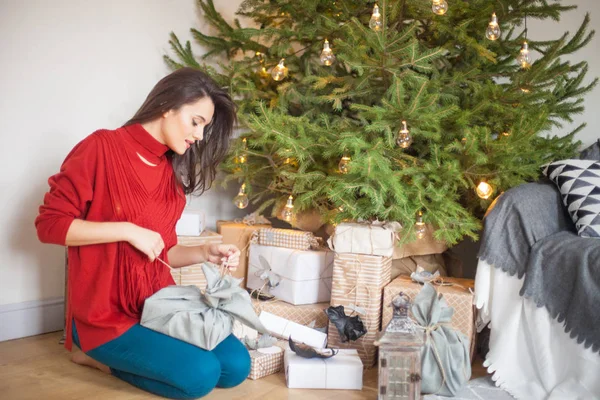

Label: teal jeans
[73,322,250,399]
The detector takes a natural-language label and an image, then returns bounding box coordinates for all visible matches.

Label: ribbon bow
[256,255,281,289]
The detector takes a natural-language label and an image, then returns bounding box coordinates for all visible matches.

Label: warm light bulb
[369,4,383,31]
[320,39,335,66]
[501,131,510,137]
[432,0,448,15]
[235,138,248,164]
[486,13,501,40]
[415,211,427,239]
[476,181,494,199]
[517,41,531,69]
[271,59,288,81]
[255,51,265,64]
[338,155,351,174]
[234,184,249,209]
[396,120,413,149]
[282,195,294,222]
[258,65,270,78]
[520,85,531,93]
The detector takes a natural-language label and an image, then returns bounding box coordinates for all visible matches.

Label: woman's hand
[206,244,241,271]
[125,223,165,262]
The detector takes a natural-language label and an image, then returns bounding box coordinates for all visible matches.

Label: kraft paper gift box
[252,299,330,329]
[328,222,397,257]
[217,220,272,287]
[169,231,222,289]
[247,243,334,305]
[284,349,363,390]
[327,252,393,367]
[175,210,206,236]
[382,275,476,360]
[247,340,288,380]
[259,311,328,349]
[250,227,321,250]
[391,224,448,259]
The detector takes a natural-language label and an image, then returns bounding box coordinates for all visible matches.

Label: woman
[35,68,250,399]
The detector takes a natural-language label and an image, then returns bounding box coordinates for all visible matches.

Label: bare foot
[71,350,111,374]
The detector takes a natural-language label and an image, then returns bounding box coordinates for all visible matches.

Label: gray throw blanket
[479,181,600,354]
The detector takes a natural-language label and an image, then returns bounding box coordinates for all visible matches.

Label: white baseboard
[0,297,64,342]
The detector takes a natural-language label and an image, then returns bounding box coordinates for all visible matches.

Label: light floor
[0,331,488,400]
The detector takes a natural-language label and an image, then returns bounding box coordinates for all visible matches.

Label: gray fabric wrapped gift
[141,263,267,351]
[412,283,471,396]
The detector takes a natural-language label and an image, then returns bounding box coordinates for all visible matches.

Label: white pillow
[543,159,600,238]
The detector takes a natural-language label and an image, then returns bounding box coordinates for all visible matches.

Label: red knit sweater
[35,124,186,352]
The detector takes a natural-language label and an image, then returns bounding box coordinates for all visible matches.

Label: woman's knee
[176,357,222,399]
[217,343,251,388]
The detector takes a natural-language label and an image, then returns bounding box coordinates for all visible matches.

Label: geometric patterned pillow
[543,159,600,238]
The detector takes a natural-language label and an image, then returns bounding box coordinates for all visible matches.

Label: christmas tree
[165,0,596,244]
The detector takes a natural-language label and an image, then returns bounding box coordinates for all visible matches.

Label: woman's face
[162,96,215,155]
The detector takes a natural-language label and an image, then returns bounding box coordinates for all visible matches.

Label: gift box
[217,220,272,287]
[392,224,448,259]
[327,253,393,367]
[391,254,447,280]
[248,341,288,380]
[251,228,320,250]
[252,299,329,329]
[175,210,206,236]
[170,231,223,288]
[328,222,396,257]
[177,230,222,246]
[284,348,363,390]
[382,275,476,359]
[259,311,328,349]
[247,243,334,305]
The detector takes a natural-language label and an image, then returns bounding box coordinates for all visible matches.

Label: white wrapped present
[284,348,363,390]
[259,311,327,349]
[175,210,206,236]
[327,221,398,257]
[247,243,334,305]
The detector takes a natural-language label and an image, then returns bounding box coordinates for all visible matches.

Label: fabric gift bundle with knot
[140,263,266,351]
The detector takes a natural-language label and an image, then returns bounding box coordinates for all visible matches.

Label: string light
[520,85,531,93]
[271,59,288,81]
[396,120,413,149]
[282,195,295,222]
[517,41,531,69]
[432,0,448,16]
[338,155,351,174]
[235,138,248,164]
[320,39,335,66]
[234,183,249,209]
[369,4,383,31]
[486,13,501,40]
[255,51,265,64]
[415,211,427,239]
[476,180,494,199]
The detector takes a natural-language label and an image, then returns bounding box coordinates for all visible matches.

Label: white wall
[0,0,597,309]
[529,0,600,148]
[0,0,245,307]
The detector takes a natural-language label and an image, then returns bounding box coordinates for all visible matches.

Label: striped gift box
[170,230,223,289]
[327,253,392,368]
[251,228,320,250]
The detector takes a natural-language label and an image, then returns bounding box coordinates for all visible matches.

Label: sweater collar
[124,123,170,161]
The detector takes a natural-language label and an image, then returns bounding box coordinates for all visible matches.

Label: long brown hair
[125,67,237,195]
